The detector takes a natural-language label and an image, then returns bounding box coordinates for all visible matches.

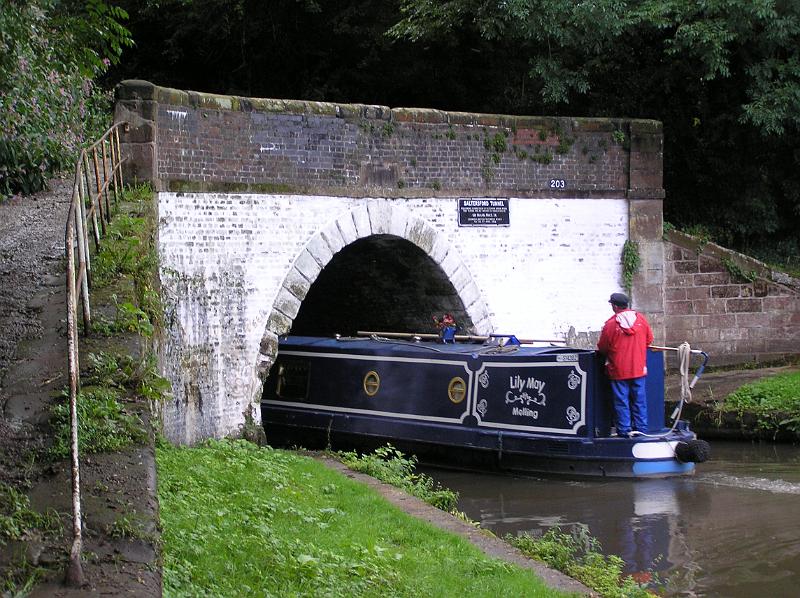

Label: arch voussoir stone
[273,287,301,319]
[294,250,322,280]
[337,212,358,244]
[405,219,437,254]
[459,281,482,311]
[438,250,461,278]
[256,330,280,380]
[450,266,472,292]
[430,236,449,263]
[367,199,393,234]
[389,204,410,237]
[321,224,346,255]
[306,233,334,266]
[282,267,311,301]
[351,205,371,237]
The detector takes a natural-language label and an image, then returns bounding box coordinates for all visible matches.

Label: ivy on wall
[621,239,640,294]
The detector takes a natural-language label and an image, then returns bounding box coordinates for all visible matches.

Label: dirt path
[0,178,161,596]
[0,177,72,489]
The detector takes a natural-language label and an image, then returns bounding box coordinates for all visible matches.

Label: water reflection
[421,442,800,597]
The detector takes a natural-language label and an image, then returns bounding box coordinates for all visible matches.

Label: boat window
[363,371,380,396]
[275,358,310,401]
[448,377,466,404]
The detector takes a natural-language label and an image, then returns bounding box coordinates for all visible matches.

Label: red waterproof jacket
[597,309,654,380]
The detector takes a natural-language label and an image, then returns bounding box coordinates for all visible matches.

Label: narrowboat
[261,333,710,478]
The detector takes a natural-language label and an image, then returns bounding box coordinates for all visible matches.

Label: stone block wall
[664,231,800,366]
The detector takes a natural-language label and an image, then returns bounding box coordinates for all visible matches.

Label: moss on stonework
[122,82,658,148]
[167,180,298,194]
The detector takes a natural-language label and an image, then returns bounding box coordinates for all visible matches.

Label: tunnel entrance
[289,234,473,337]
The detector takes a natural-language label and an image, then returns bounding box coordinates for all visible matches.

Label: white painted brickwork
[158,192,628,443]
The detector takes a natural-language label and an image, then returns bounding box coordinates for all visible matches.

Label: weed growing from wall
[556,136,574,155]
[482,130,509,167]
[612,129,627,147]
[621,240,640,294]
[0,483,61,544]
[531,151,553,165]
[721,257,758,283]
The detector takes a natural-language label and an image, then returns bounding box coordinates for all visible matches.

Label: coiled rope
[630,341,692,439]
[678,341,693,403]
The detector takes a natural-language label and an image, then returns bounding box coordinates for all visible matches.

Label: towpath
[0,178,161,596]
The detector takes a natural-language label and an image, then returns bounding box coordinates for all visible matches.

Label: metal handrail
[64,120,127,585]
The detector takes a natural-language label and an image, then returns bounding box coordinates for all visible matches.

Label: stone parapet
[114,80,662,199]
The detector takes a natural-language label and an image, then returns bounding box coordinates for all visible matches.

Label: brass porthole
[448,377,466,404]
[363,371,380,397]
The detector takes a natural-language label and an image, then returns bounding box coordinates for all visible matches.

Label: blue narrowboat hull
[260,336,706,478]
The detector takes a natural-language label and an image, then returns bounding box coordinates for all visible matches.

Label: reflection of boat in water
[261,333,710,478]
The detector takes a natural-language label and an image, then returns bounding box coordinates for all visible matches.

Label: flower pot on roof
[433,313,458,344]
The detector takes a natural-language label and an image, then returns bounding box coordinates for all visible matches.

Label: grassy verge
[48,183,167,456]
[0,482,62,593]
[157,439,570,598]
[339,446,654,598]
[721,370,800,434]
[508,529,654,598]
[338,444,459,511]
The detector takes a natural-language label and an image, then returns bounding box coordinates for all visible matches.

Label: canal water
[421,442,800,597]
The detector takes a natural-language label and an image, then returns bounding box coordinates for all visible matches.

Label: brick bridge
[115,80,799,444]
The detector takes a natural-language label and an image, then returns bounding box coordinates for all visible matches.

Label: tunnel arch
[255,200,492,380]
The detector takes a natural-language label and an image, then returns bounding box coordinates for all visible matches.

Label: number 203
[549,179,565,189]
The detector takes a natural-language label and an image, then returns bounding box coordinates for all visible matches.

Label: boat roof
[277,335,594,358]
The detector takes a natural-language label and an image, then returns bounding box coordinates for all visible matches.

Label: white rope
[678,341,692,403]
[630,342,693,439]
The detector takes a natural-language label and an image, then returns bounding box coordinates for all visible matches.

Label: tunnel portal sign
[458,199,510,227]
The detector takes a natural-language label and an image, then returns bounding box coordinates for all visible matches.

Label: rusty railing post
[101,139,111,218]
[73,171,91,332]
[91,148,107,232]
[80,166,93,291]
[83,153,101,247]
[64,199,84,587]
[110,129,121,204]
[115,125,125,189]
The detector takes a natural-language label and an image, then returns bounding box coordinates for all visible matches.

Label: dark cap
[609,292,629,307]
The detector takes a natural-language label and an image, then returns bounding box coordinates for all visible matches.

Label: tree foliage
[107,0,799,264]
[0,0,132,198]
[391,0,800,136]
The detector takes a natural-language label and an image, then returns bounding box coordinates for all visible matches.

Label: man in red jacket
[597,292,654,437]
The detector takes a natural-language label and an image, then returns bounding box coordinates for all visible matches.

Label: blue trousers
[610,377,648,434]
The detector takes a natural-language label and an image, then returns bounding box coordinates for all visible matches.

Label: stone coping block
[115,80,663,135]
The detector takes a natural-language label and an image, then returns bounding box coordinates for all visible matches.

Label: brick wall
[115,80,664,200]
[157,193,631,443]
[664,231,800,366]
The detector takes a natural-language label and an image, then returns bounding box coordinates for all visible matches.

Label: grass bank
[720,369,800,436]
[156,439,572,597]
